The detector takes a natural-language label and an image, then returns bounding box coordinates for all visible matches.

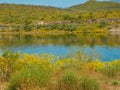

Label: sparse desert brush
[0,52,120,90]
[100,60,120,78]
[57,71,79,90]
[80,76,99,90]
[8,64,52,90]
[0,50,20,81]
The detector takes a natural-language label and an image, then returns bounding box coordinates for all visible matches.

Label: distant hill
[0,1,120,25]
[68,0,120,11]
[0,4,65,24]
[105,0,120,3]
[0,1,120,32]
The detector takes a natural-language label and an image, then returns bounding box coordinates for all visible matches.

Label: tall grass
[8,64,52,90]
[57,71,79,90]
[57,71,99,90]
[100,61,120,78]
[0,52,120,90]
[80,76,99,90]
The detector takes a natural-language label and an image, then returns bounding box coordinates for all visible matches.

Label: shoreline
[0,29,120,35]
[0,30,107,35]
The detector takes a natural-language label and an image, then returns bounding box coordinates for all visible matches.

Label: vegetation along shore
[0,0,120,90]
[0,0,120,33]
[0,51,120,90]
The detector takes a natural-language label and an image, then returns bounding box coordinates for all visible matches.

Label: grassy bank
[0,29,107,36]
[0,51,120,90]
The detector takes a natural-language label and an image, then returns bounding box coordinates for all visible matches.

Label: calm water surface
[0,34,120,61]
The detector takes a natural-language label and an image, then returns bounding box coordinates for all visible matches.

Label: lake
[0,33,120,61]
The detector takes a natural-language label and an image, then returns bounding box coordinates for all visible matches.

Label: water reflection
[0,33,120,61]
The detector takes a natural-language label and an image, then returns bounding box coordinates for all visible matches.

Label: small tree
[23,19,32,31]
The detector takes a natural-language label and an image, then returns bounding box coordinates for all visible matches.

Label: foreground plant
[57,71,79,90]
[8,64,52,90]
[0,52,120,90]
[0,50,20,81]
[80,76,99,90]
[100,60,120,78]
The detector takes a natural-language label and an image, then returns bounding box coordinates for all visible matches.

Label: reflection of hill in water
[0,34,120,48]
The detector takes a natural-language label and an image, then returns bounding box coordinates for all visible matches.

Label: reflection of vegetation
[0,34,120,48]
[0,52,120,90]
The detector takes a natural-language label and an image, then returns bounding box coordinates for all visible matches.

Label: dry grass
[0,53,120,90]
[0,82,8,90]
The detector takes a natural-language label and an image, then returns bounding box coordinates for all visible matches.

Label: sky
[0,0,119,8]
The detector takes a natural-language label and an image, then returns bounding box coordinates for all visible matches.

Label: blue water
[0,34,120,61]
[8,45,120,61]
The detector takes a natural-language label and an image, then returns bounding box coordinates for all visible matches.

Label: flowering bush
[84,59,105,71]
[0,52,120,90]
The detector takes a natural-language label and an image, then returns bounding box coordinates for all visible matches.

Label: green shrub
[103,65,117,77]
[80,76,99,90]
[100,62,120,78]
[112,80,119,86]
[8,64,52,90]
[2,50,20,60]
[58,71,79,90]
